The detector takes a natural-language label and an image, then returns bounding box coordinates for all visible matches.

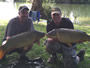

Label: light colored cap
[19,5,29,12]
[51,7,61,15]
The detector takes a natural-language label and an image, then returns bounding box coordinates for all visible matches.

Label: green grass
[0,20,90,68]
[74,24,90,68]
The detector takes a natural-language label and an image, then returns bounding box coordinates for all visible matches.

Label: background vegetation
[1,0,90,4]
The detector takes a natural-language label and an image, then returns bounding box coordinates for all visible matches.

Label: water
[51,4,90,24]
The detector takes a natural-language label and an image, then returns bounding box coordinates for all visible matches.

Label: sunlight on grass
[86,53,90,57]
[33,21,47,26]
[0,20,8,26]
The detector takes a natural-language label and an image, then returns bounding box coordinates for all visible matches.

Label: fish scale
[47,28,90,46]
[0,30,45,60]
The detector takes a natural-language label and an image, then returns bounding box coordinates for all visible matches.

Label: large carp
[0,30,45,60]
[46,28,90,46]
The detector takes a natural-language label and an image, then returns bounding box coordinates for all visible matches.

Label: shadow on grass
[0,58,65,68]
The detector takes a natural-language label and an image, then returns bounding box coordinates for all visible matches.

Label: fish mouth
[46,29,57,38]
[46,33,53,38]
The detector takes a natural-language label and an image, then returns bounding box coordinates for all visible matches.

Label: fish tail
[0,47,5,60]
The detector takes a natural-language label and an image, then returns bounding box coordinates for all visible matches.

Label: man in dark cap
[2,5,34,61]
[45,7,85,68]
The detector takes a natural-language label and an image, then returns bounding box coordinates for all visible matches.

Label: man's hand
[48,38,58,42]
[6,36,11,40]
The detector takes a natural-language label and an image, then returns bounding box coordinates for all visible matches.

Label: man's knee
[46,45,55,54]
[45,41,62,54]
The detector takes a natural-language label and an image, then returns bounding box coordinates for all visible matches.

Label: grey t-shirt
[3,16,34,41]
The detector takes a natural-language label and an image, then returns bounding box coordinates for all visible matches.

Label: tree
[31,0,47,19]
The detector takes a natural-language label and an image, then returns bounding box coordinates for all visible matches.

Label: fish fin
[0,47,5,60]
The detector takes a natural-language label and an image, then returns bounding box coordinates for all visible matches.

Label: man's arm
[3,19,15,41]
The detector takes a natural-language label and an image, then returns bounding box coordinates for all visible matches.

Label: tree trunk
[31,0,47,19]
[31,0,42,11]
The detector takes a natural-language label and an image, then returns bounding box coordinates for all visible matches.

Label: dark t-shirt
[46,18,74,33]
[46,18,76,46]
[3,16,34,41]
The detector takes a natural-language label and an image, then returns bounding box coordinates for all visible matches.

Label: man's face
[19,9,29,20]
[51,13,62,24]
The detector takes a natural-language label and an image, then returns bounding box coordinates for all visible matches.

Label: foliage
[26,0,30,3]
[0,0,30,2]
[43,0,55,3]
[42,3,56,19]
[43,0,90,3]
[0,0,90,3]
[42,5,52,20]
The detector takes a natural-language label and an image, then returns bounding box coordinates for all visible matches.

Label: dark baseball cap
[19,5,29,12]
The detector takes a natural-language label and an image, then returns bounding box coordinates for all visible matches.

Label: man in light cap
[45,7,85,68]
[2,5,34,61]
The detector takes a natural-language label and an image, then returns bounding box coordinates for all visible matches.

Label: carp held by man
[0,30,45,60]
[46,28,90,46]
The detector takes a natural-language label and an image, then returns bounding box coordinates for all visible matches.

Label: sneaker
[77,49,85,62]
[47,55,57,63]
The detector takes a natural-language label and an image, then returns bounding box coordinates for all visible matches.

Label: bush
[42,5,52,20]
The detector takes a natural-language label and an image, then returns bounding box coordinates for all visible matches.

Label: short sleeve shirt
[46,18,76,45]
[3,16,34,41]
[46,18,74,33]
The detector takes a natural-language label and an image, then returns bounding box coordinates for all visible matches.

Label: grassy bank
[0,20,90,68]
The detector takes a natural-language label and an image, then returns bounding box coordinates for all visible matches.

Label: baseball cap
[19,5,29,12]
[51,7,61,15]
